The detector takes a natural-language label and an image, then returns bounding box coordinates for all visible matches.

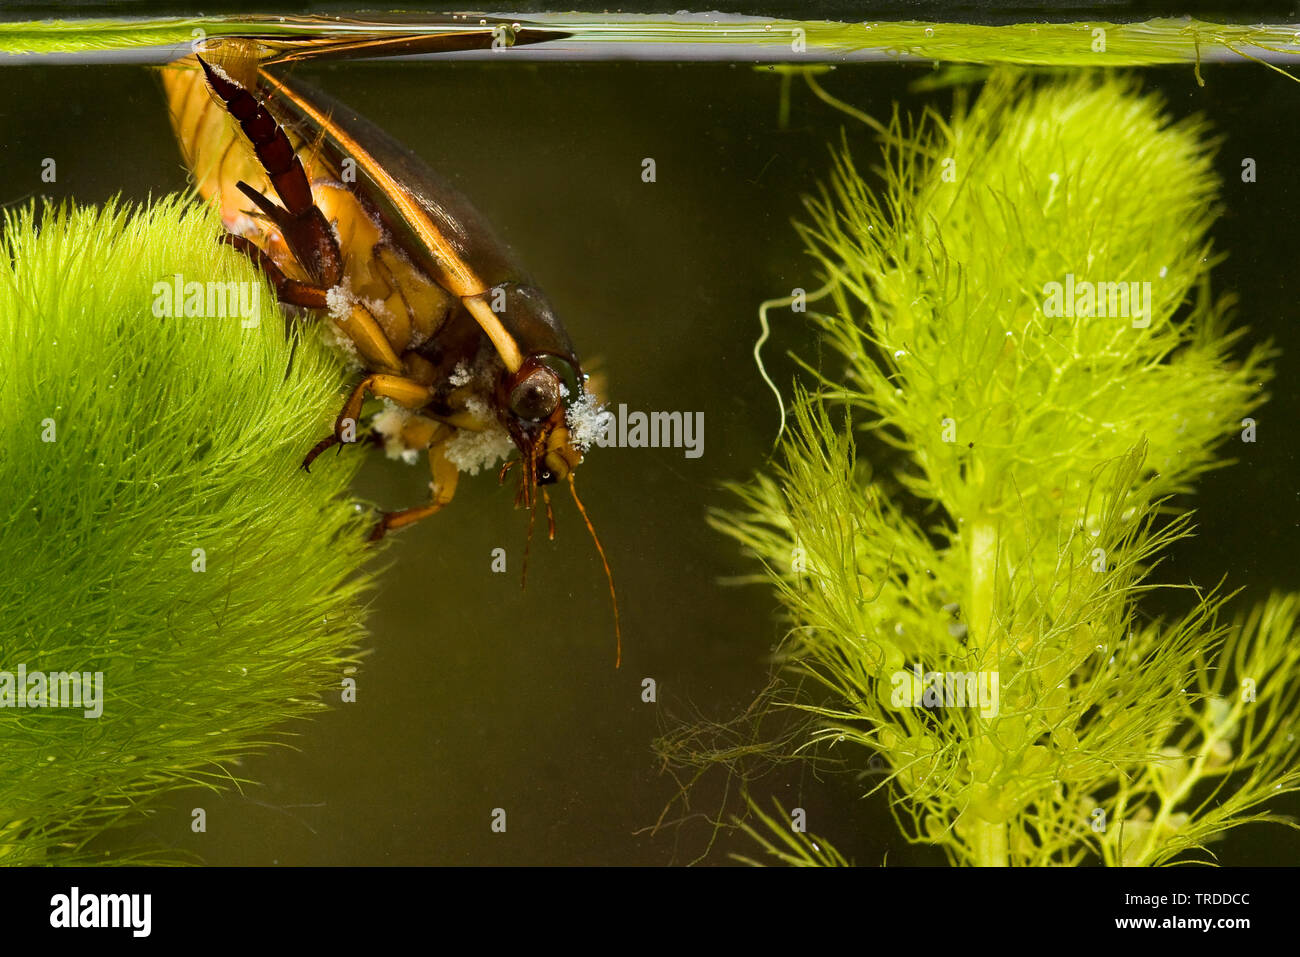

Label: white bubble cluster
[565,392,611,452]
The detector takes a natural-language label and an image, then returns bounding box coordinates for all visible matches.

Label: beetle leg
[334,302,405,374]
[368,436,460,542]
[302,373,433,471]
[336,373,432,432]
[300,434,341,472]
[196,56,343,289]
[221,234,329,310]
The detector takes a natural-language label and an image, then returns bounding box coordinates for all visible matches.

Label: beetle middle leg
[302,373,433,471]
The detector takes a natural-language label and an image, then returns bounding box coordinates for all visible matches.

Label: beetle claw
[301,434,341,472]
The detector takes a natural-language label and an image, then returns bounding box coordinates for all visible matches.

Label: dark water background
[4,53,1298,864]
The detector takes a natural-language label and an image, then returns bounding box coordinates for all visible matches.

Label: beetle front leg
[368,437,460,542]
[302,373,433,471]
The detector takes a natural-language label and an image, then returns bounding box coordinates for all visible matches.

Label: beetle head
[482,283,587,488]
[500,353,584,486]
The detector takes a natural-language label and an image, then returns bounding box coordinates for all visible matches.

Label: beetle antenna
[569,475,621,668]
[519,451,539,589]
[542,488,556,541]
[520,493,535,591]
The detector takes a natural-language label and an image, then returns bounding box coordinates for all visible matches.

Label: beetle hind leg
[196,56,343,290]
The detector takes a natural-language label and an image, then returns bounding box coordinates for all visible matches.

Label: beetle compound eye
[509,367,561,422]
[539,355,582,399]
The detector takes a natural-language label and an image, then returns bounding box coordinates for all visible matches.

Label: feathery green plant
[1,17,1299,78]
[0,198,374,864]
[700,70,1300,866]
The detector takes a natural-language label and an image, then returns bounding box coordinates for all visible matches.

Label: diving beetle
[160,34,619,662]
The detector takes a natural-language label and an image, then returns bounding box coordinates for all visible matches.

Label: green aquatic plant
[699,70,1300,866]
[0,198,374,864]
[0,16,1298,79]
